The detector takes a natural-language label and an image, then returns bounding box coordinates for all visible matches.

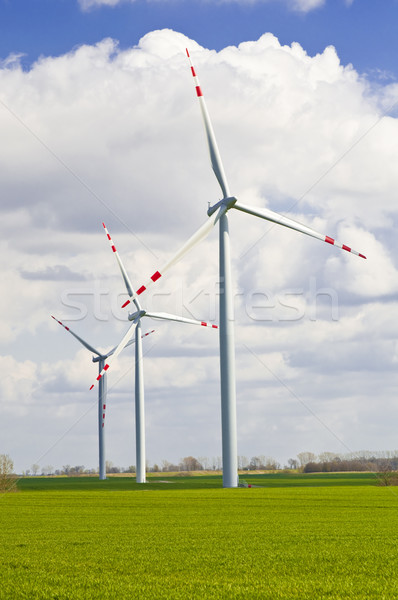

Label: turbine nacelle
[207,196,238,218]
[92,354,106,363]
[128,309,146,322]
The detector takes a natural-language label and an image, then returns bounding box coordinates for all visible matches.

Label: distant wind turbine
[112,50,367,488]
[51,315,153,480]
[90,223,218,483]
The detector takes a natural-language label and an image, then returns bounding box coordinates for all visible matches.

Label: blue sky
[2,0,398,474]
[2,0,398,81]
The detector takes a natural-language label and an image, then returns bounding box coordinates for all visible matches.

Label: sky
[2,0,398,474]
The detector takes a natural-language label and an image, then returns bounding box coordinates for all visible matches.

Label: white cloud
[290,0,325,11]
[78,0,327,13]
[79,0,129,9]
[1,29,397,473]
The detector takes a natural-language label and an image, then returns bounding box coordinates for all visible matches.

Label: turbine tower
[51,316,152,480]
[108,51,367,488]
[91,223,218,483]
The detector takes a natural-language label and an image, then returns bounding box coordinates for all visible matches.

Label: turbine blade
[90,320,138,390]
[102,223,141,311]
[104,329,155,359]
[122,215,217,308]
[51,316,103,356]
[146,311,218,328]
[186,48,231,199]
[233,202,367,259]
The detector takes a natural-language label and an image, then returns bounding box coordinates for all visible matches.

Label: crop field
[1,473,398,599]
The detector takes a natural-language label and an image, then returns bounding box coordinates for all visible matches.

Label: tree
[248,456,279,470]
[249,456,263,470]
[318,452,340,463]
[297,452,317,468]
[303,461,322,473]
[287,458,299,470]
[0,454,15,493]
[263,457,280,470]
[31,464,40,476]
[211,456,222,471]
[377,461,398,486]
[42,465,54,476]
[160,460,179,472]
[70,465,85,475]
[106,465,120,474]
[238,456,249,470]
[198,456,210,470]
[179,456,203,472]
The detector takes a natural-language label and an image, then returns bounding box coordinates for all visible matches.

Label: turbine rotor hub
[128,309,146,322]
[207,196,237,217]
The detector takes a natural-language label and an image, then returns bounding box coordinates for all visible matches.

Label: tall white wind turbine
[91,223,218,483]
[51,315,152,480]
[116,50,367,488]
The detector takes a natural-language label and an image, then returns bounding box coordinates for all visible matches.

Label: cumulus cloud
[1,28,397,472]
[20,265,88,281]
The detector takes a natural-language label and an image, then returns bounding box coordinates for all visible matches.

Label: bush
[377,463,398,486]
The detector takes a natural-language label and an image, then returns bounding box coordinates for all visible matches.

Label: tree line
[10,450,398,477]
[301,451,398,473]
[23,455,282,476]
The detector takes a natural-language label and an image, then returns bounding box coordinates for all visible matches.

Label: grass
[1,474,398,599]
[15,471,379,492]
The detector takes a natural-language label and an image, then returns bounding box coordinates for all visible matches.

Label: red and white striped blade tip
[324,236,366,259]
[102,222,117,253]
[51,315,70,331]
[201,321,218,329]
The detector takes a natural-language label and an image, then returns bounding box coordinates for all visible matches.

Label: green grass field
[1,473,398,599]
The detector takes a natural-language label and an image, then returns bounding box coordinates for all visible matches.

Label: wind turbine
[112,50,367,488]
[51,315,153,480]
[91,222,218,484]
